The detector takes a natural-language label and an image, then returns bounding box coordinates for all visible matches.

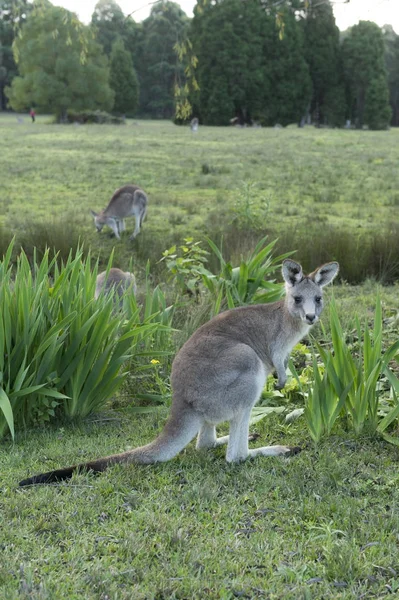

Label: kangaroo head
[90,210,116,233]
[282,259,339,325]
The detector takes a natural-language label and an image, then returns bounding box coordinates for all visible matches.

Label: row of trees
[0,0,398,128]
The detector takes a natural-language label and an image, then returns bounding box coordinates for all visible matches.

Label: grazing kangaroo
[19,259,338,486]
[91,185,148,240]
[95,268,137,300]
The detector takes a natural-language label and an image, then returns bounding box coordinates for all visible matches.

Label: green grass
[1,113,399,598]
[2,414,399,599]
[1,113,399,281]
[1,286,398,599]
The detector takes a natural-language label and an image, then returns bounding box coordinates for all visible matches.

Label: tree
[301,1,346,126]
[190,0,311,126]
[364,75,392,130]
[109,38,139,115]
[135,1,189,119]
[191,0,268,125]
[0,0,32,110]
[342,21,391,129]
[6,3,114,120]
[263,7,312,126]
[383,24,399,126]
[91,0,139,59]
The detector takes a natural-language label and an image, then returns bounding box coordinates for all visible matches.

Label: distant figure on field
[190,117,199,132]
[95,268,137,301]
[91,184,148,241]
[30,108,36,123]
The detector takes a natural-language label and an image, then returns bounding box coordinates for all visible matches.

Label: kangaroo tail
[19,409,201,486]
[140,205,147,228]
[134,190,147,227]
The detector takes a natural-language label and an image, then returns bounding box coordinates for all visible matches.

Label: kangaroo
[190,117,199,132]
[94,268,137,300]
[91,185,148,240]
[19,259,338,486]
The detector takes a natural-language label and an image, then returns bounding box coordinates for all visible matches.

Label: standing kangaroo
[95,268,137,300]
[91,185,148,240]
[19,259,338,486]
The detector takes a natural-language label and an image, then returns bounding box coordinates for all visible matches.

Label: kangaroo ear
[90,210,98,217]
[282,260,303,286]
[311,262,339,287]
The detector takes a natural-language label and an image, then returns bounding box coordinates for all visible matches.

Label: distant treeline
[0,0,397,128]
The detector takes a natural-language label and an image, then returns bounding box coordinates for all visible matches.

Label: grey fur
[94,268,137,300]
[19,259,338,485]
[91,184,148,240]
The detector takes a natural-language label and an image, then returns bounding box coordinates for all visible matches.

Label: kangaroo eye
[315,296,322,304]
[294,296,302,304]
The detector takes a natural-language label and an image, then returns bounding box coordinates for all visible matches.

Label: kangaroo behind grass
[19,259,339,486]
[91,184,148,240]
[95,268,137,300]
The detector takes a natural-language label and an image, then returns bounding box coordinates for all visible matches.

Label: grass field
[1,112,399,281]
[1,113,399,599]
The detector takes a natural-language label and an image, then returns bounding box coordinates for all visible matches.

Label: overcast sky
[54,0,399,33]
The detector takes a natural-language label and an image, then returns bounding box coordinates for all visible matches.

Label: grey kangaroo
[19,259,338,486]
[95,268,137,300]
[91,185,148,240]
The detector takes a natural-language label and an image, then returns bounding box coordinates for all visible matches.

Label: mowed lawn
[1,114,399,599]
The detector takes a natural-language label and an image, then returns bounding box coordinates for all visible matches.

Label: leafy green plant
[203,236,293,315]
[0,242,71,438]
[303,296,399,442]
[231,181,271,230]
[0,243,173,438]
[298,356,349,443]
[159,237,209,298]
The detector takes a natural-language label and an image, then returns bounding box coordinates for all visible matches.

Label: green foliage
[109,37,139,116]
[190,0,266,125]
[91,0,138,58]
[135,2,189,119]
[202,236,291,316]
[6,3,114,119]
[364,75,392,130]
[302,1,346,126]
[0,243,172,439]
[303,297,399,442]
[231,181,270,230]
[343,20,391,128]
[383,24,399,126]
[160,237,209,297]
[0,0,32,110]
[191,0,311,126]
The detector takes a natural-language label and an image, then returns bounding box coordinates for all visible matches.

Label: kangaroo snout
[305,313,316,325]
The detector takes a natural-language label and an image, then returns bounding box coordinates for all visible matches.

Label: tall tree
[0,0,32,110]
[364,73,392,129]
[383,24,399,126]
[301,0,346,126]
[109,37,139,115]
[190,0,311,126]
[342,20,391,129]
[6,3,114,120]
[191,0,268,125]
[263,7,312,126]
[91,0,139,59]
[135,1,189,119]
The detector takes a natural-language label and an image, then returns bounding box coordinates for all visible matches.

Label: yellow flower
[150,359,160,365]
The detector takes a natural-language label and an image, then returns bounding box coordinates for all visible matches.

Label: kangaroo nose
[306,314,316,324]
